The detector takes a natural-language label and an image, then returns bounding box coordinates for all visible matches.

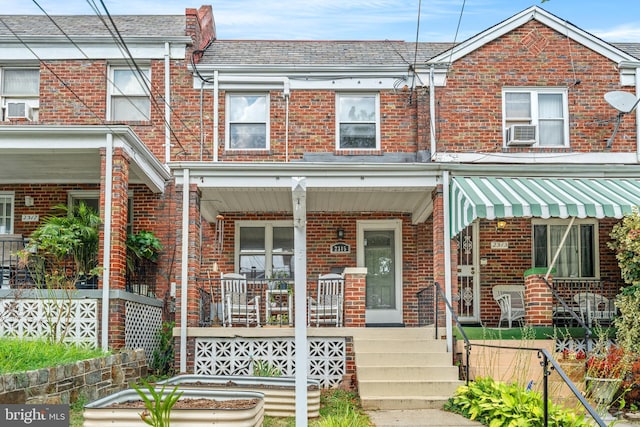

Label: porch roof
[450,176,640,237]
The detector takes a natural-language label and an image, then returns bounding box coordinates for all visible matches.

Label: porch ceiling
[0,125,170,192]
[450,176,640,237]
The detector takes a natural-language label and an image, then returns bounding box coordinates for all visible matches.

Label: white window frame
[1,67,40,121]
[336,93,380,150]
[108,66,151,121]
[532,218,599,279]
[234,221,294,279]
[0,192,14,234]
[502,87,569,147]
[225,93,270,150]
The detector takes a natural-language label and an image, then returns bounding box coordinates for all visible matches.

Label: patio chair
[492,285,525,328]
[0,234,24,289]
[308,273,344,327]
[220,272,260,327]
[573,292,616,326]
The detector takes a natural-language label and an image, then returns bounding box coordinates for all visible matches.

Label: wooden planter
[159,374,321,418]
[83,387,264,427]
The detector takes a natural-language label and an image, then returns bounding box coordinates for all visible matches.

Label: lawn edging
[0,348,147,405]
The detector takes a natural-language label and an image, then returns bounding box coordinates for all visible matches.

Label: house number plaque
[22,214,39,222]
[330,242,351,254]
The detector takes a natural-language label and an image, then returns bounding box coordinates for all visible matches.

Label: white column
[292,177,308,426]
[443,170,453,352]
[180,169,190,373]
[100,134,114,351]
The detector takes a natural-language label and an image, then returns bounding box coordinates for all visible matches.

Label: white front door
[358,220,403,325]
[457,222,480,323]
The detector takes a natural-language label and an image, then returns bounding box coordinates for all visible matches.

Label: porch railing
[423,281,607,427]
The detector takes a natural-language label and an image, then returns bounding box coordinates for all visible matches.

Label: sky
[0,0,639,43]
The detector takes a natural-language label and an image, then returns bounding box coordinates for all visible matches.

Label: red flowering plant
[585,345,630,380]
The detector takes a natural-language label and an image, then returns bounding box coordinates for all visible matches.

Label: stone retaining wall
[0,348,147,404]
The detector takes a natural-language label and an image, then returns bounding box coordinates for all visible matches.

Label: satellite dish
[604,90,639,114]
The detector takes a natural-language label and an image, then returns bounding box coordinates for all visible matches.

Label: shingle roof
[199,40,454,67]
[612,43,640,60]
[0,15,186,38]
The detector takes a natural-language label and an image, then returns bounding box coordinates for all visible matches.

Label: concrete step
[351,327,436,340]
[353,338,447,353]
[360,396,452,410]
[358,379,463,397]
[355,351,452,366]
[356,365,459,381]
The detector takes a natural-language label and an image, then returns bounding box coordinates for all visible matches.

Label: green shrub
[444,377,591,426]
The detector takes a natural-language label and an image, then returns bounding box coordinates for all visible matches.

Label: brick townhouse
[1,4,640,390]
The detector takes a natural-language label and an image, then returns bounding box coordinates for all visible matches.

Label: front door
[457,222,480,323]
[358,220,403,325]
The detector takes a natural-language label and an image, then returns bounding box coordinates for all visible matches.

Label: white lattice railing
[0,298,98,347]
[194,337,346,388]
[125,300,163,365]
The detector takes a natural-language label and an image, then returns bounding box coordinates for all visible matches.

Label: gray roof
[0,15,186,38]
[199,40,455,67]
[199,39,640,68]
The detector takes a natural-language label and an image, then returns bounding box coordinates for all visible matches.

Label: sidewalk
[366,408,640,426]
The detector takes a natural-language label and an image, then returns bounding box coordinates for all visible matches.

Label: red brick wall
[435,20,635,153]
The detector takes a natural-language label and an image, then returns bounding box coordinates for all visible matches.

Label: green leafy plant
[150,321,175,378]
[251,358,281,377]
[444,377,591,426]
[133,380,182,427]
[127,230,162,263]
[316,389,369,427]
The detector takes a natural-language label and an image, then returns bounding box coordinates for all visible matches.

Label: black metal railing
[424,281,606,427]
[126,257,157,297]
[551,278,619,328]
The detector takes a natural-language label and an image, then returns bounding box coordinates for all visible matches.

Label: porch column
[524,268,553,326]
[343,267,366,327]
[433,176,454,350]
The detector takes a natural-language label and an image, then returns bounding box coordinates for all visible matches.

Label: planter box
[159,374,321,418]
[83,387,264,427]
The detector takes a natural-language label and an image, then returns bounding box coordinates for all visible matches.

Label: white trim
[428,6,636,67]
[357,219,403,324]
[433,151,637,164]
[0,191,15,234]
[225,92,270,151]
[335,92,380,151]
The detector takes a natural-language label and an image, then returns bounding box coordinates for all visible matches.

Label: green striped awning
[450,177,640,237]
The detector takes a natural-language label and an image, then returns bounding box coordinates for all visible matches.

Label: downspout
[101,134,114,351]
[443,170,453,352]
[284,79,290,162]
[199,80,204,161]
[179,168,190,373]
[636,68,640,162]
[164,42,171,163]
[430,65,437,159]
[213,70,219,162]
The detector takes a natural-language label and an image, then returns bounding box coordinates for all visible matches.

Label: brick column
[343,267,366,327]
[524,268,553,326]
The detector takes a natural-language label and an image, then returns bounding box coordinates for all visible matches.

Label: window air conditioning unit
[506,124,536,146]
[5,102,33,120]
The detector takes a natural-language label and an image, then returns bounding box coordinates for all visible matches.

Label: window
[0,193,14,234]
[503,88,568,147]
[68,190,133,234]
[337,93,379,149]
[226,94,269,149]
[533,220,597,278]
[110,68,150,121]
[236,222,294,279]
[1,68,39,121]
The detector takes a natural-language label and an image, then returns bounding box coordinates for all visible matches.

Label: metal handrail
[427,281,606,427]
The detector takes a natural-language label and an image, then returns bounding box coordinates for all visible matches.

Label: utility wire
[408,0,423,103]
[446,0,467,72]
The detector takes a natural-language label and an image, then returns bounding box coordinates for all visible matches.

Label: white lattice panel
[194,337,345,388]
[0,298,97,347]
[125,301,162,364]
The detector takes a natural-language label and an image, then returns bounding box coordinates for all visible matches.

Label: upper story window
[226,94,269,150]
[110,67,151,121]
[503,88,568,148]
[0,193,14,234]
[236,222,294,280]
[337,93,379,150]
[1,68,39,121]
[533,219,597,278]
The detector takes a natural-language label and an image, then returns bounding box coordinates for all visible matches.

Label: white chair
[1,234,24,289]
[220,273,260,327]
[308,273,344,327]
[573,292,616,326]
[492,285,525,328]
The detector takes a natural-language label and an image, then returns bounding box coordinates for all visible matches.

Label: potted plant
[584,344,630,405]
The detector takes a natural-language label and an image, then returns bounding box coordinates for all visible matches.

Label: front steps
[353,327,463,410]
